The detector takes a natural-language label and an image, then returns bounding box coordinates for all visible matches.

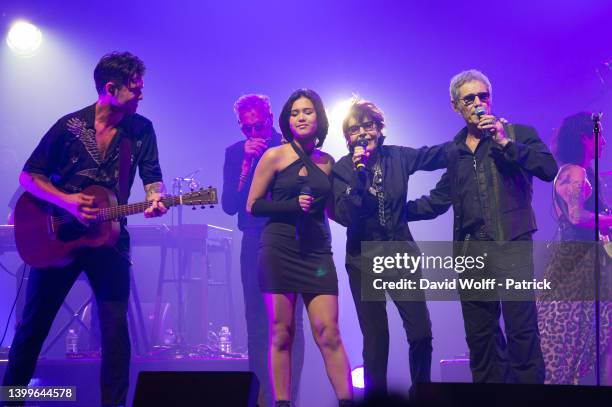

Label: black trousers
[241,231,304,406]
[2,247,131,407]
[459,233,545,383]
[346,259,432,397]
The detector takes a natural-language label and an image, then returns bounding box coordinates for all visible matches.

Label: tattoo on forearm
[567,181,593,224]
[567,182,581,220]
[145,182,166,200]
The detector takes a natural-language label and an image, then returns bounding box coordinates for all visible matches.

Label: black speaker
[133,371,259,406]
[411,382,612,407]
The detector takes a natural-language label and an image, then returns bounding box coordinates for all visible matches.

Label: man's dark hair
[279,88,329,148]
[94,51,145,95]
[553,112,593,165]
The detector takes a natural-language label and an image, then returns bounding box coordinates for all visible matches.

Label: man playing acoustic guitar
[2,51,167,407]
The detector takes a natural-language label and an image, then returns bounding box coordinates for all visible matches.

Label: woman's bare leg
[264,292,297,401]
[304,294,353,400]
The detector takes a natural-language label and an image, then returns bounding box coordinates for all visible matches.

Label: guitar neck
[97,196,181,222]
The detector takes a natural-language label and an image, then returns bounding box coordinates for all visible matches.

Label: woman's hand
[298,194,314,213]
[352,145,371,170]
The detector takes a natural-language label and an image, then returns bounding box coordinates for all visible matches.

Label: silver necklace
[371,159,385,226]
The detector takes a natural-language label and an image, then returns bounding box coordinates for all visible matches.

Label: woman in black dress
[247,89,352,406]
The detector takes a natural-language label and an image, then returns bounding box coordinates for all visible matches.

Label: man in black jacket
[407,69,558,383]
[222,94,303,407]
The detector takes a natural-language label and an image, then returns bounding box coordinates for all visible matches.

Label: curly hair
[94,51,145,95]
[279,89,329,148]
[553,112,593,165]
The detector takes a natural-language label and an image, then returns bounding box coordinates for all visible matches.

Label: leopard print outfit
[537,164,612,384]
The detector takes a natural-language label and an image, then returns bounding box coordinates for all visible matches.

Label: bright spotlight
[351,365,365,389]
[329,98,354,132]
[324,97,355,158]
[6,21,42,57]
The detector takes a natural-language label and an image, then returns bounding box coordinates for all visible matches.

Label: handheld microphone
[247,137,272,171]
[299,185,313,198]
[296,185,313,241]
[475,106,495,136]
[475,106,486,119]
[355,136,369,173]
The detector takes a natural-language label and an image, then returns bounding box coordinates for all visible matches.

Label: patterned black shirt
[24,103,162,201]
[23,103,163,255]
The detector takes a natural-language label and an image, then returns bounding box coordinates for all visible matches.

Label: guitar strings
[48,191,210,225]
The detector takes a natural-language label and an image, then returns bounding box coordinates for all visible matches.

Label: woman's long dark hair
[553,112,593,166]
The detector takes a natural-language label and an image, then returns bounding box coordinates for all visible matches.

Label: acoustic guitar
[14,184,217,268]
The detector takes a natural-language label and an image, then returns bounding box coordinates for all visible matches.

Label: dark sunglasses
[459,92,490,106]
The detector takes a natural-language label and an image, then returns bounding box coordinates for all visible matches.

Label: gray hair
[233,94,272,120]
[449,69,492,102]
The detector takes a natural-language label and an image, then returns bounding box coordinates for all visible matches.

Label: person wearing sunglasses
[407,69,558,384]
[222,94,304,406]
[331,98,451,398]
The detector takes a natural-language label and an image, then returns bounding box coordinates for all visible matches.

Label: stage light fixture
[6,20,42,57]
[351,365,365,389]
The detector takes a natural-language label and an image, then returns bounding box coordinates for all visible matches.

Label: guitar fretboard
[48,187,215,227]
[96,196,180,221]
[50,196,183,226]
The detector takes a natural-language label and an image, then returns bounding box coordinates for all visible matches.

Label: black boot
[338,400,354,407]
[275,401,291,407]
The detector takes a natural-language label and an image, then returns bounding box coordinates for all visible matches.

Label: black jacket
[407,124,558,242]
[332,143,450,257]
[222,129,282,232]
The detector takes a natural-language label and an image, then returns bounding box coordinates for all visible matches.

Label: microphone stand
[582,62,610,384]
[171,170,201,350]
[593,113,602,386]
